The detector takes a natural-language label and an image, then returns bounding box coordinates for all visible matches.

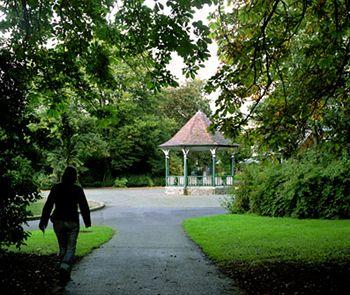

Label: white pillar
[210,148,217,186]
[162,149,170,186]
[182,148,189,188]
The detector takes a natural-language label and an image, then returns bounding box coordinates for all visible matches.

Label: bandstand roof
[159,111,239,151]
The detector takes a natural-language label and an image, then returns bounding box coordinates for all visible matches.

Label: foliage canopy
[208,0,349,157]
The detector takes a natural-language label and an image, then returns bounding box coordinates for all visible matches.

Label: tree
[208,1,350,219]
[27,60,213,189]
[158,80,212,127]
[207,0,350,157]
[0,0,216,247]
[0,50,39,247]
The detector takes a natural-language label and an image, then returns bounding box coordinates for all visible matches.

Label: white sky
[163,3,220,109]
[165,4,220,83]
[136,1,221,96]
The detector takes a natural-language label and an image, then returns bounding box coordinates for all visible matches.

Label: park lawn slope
[183,214,350,294]
[7,225,115,257]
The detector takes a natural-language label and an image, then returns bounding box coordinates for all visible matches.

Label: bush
[34,172,55,190]
[114,177,128,188]
[126,175,154,187]
[78,174,163,188]
[152,177,165,186]
[229,148,350,219]
[80,179,115,188]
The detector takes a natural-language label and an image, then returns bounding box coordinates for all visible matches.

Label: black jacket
[39,183,91,227]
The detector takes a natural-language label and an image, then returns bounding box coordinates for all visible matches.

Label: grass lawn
[27,199,46,216]
[183,214,350,264]
[7,225,115,257]
[183,214,350,294]
[27,198,100,218]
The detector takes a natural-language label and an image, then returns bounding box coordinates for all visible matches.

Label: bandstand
[159,111,239,195]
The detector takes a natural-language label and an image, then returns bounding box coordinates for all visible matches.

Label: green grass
[27,198,100,218]
[7,226,115,257]
[27,199,46,216]
[183,214,350,264]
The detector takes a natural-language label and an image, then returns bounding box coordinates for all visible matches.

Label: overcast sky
[162,3,220,109]
[141,1,220,84]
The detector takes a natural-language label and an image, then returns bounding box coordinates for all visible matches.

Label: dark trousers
[53,220,79,272]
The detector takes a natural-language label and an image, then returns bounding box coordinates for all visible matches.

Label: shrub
[78,174,163,188]
[229,148,350,219]
[126,175,154,187]
[114,177,128,188]
[80,179,114,188]
[34,172,55,190]
[152,177,165,186]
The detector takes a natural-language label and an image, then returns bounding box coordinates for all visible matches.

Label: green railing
[166,175,233,187]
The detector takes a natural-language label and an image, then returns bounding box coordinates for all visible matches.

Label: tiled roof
[160,111,238,150]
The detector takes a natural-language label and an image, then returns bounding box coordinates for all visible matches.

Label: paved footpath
[31,188,242,295]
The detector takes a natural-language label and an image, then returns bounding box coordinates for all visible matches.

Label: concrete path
[31,188,241,295]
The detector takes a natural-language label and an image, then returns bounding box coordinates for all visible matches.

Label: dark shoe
[59,268,71,287]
